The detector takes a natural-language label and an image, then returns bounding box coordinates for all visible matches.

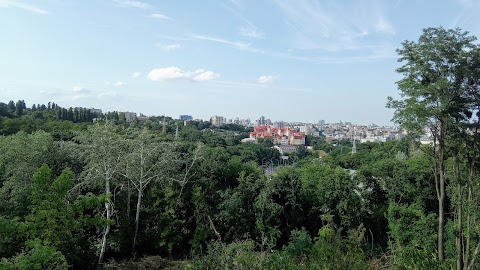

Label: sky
[1,0,480,125]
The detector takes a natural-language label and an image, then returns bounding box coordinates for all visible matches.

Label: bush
[283,228,313,258]
[104,256,168,270]
[309,215,367,270]
[12,241,68,270]
[393,246,443,270]
[191,240,265,270]
[0,259,15,270]
[191,223,371,270]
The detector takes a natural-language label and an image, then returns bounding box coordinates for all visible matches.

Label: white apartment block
[124,112,137,123]
[210,115,225,127]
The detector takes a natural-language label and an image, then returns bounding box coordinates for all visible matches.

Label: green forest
[1,27,480,270]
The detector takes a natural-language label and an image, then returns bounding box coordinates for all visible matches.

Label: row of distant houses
[245,125,306,146]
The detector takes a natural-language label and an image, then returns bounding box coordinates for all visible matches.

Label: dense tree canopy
[1,26,480,270]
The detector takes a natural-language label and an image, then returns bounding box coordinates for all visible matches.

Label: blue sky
[1,0,480,125]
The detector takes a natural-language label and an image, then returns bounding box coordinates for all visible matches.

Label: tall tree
[0,102,8,116]
[122,129,201,254]
[387,27,479,263]
[74,122,125,268]
[122,130,172,254]
[7,100,15,113]
[15,100,24,116]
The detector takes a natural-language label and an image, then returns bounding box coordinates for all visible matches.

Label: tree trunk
[455,156,463,270]
[97,178,112,270]
[465,156,476,269]
[126,180,131,219]
[468,242,480,270]
[131,188,142,255]
[438,126,446,262]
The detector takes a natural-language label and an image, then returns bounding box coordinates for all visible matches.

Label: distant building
[298,125,309,134]
[274,145,298,155]
[210,115,225,127]
[273,121,285,129]
[249,125,306,146]
[124,112,137,123]
[241,138,256,143]
[179,115,193,121]
[259,116,266,125]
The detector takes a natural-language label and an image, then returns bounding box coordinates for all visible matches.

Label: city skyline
[2,0,480,125]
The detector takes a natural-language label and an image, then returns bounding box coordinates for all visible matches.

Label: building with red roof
[249,125,305,145]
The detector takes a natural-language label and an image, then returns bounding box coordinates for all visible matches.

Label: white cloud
[239,22,264,39]
[257,75,278,84]
[151,13,172,20]
[194,71,220,81]
[73,85,91,93]
[155,43,182,51]
[114,81,127,87]
[147,66,220,82]
[132,72,141,78]
[148,67,186,80]
[0,0,48,14]
[375,16,395,34]
[105,81,128,87]
[112,0,150,9]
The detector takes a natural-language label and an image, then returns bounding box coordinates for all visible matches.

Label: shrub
[12,240,68,270]
[104,256,168,270]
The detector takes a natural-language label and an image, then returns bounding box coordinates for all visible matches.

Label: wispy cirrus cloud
[451,0,480,27]
[220,1,265,39]
[209,79,312,94]
[274,0,395,51]
[155,43,182,51]
[112,0,150,9]
[193,34,250,49]
[193,33,395,64]
[150,13,172,20]
[239,21,264,39]
[0,0,48,14]
[147,66,220,82]
[375,16,395,34]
